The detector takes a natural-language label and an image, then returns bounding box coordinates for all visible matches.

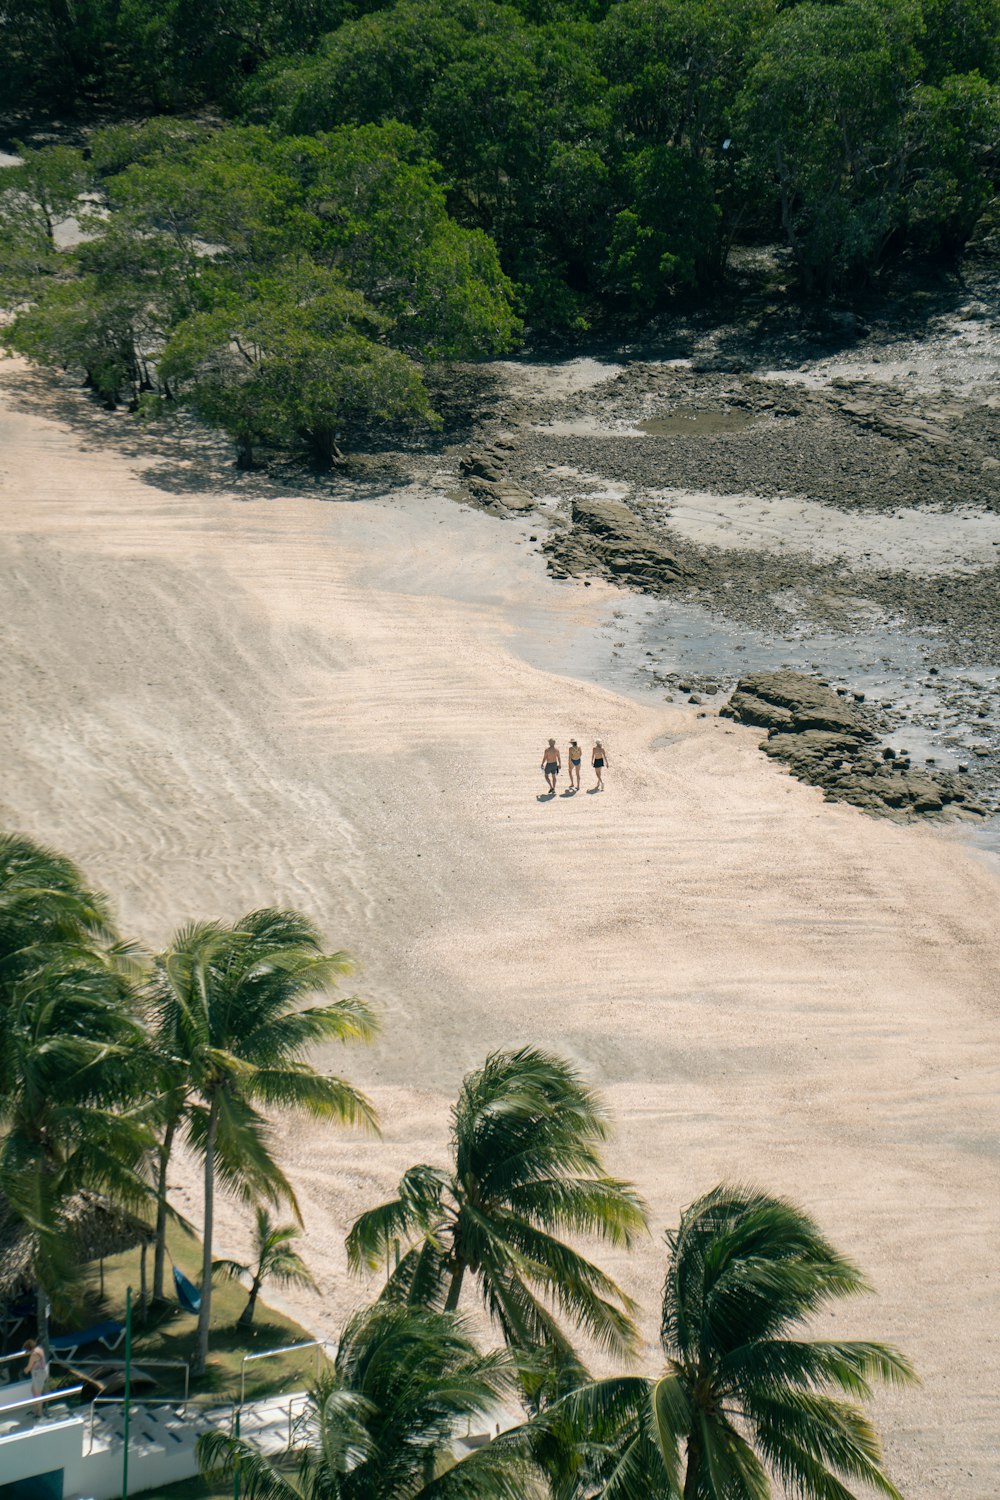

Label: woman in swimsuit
[592,740,608,790]
[541,738,560,794]
[24,1339,48,1417]
[567,739,582,790]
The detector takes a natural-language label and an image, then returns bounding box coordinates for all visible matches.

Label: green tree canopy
[147,907,379,1372]
[561,1184,916,1500]
[4,125,519,461]
[213,1205,318,1327]
[198,1302,532,1499]
[347,1046,648,1360]
[0,832,115,997]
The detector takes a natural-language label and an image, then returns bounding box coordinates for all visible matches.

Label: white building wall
[0,1415,84,1488]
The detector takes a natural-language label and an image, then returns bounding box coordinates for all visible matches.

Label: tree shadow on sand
[1,360,507,504]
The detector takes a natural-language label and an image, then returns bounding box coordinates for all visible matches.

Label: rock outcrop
[721,670,986,820]
[458,440,533,514]
[544,498,697,591]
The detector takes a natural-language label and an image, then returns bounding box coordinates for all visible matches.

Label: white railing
[238,1338,333,1405]
[0,1383,85,1427]
[86,1387,315,1458]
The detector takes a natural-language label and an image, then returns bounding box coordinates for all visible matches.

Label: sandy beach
[1,356,997,1496]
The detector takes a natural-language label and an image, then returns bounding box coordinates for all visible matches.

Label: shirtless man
[541,738,560,794]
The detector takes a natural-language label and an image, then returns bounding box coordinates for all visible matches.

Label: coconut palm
[0,951,154,1343]
[346,1047,648,1359]
[0,831,116,998]
[198,1301,534,1500]
[147,908,379,1374]
[214,1205,317,1327]
[563,1184,917,1500]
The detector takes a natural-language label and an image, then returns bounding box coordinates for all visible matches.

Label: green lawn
[61,1224,327,1404]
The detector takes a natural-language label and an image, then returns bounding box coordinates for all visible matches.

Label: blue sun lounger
[49,1319,126,1360]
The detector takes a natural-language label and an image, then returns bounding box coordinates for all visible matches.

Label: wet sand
[0,357,998,1496]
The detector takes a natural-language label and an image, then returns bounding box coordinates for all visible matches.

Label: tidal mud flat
[449,273,1000,832]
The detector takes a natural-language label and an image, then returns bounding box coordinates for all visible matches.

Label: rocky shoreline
[720,671,987,820]
[448,277,1000,822]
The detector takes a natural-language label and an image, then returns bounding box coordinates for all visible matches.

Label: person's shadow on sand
[536,792,557,802]
[560,788,577,797]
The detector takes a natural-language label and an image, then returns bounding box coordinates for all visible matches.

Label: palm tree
[563,1184,917,1500]
[346,1047,648,1359]
[147,908,379,1374]
[0,952,154,1343]
[198,1302,533,1500]
[214,1206,317,1327]
[0,831,116,998]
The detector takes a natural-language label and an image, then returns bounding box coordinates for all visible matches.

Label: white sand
[1,358,998,1496]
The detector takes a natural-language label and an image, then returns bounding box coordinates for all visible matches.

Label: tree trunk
[444,1260,466,1313]
[153,1116,177,1302]
[194,1098,218,1376]
[683,1433,701,1500]
[36,1284,49,1353]
[235,434,256,469]
[238,1276,263,1328]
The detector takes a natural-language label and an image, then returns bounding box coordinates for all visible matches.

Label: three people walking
[541,738,608,794]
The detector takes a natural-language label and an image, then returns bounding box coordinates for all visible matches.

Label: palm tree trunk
[444,1260,466,1313]
[683,1433,701,1500]
[194,1098,218,1376]
[36,1284,49,1352]
[153,1116,177,1302]
[238,1275,263,1328]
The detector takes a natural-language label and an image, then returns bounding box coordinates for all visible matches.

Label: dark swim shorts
[594,758,604,768]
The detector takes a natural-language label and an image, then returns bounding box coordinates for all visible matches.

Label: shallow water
[638,408,753,436]
[513,561,1000,812]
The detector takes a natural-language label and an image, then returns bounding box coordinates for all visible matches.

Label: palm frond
[723,1338,917,1401]
[663,1184,872,1364]
[650,1374,689,1495]
[504,1174,649,1246]
[743,1388,906,1499]
[696,1407,771,1500]
[248,1064,379,1132]
[346,1165,450,1271]
[482,1208,638,1355]
[420,1439,539,1500]
[197,1429,303,1499]
[380,1238,451,1309]
[212,1257,250,1283]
